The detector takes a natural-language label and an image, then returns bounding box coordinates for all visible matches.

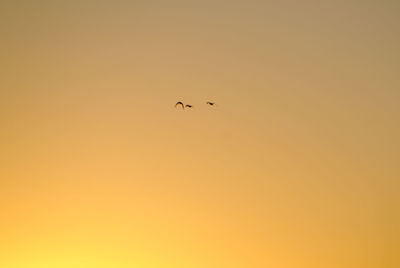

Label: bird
[185,104,193,108]
[175,102,185,109]
[206,101,216,106]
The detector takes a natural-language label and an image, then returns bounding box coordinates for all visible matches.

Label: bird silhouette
[175,102,185,109]
[185,104,193,108]
[206,101,216,106]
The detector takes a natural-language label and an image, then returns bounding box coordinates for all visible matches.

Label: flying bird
[175,102,185,109]
[185,104,193,108]
[206,101,216,106]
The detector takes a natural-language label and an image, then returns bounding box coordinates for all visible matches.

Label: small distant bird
[206,101,216,106]
[185,104,193,108]
[175,102,184,109]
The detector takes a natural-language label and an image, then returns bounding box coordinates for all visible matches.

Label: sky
[1,1,399,267]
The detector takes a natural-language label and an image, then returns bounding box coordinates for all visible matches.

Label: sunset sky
[1,1,399,267]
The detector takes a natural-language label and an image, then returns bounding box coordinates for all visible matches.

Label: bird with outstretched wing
[206,101,216,106]
[175,102,185,109]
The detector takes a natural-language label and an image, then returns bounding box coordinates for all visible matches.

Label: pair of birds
[175,101,216,110]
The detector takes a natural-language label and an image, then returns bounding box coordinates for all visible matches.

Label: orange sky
[1,1,399,267]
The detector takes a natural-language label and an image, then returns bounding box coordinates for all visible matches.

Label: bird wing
[175,102,184,109]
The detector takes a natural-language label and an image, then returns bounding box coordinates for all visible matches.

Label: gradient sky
[1,1,399,267]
